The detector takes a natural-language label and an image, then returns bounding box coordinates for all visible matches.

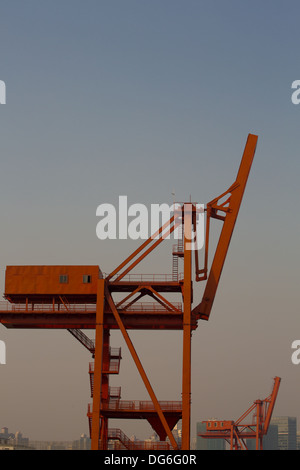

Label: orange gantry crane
[198,376,281,450]
[0,134,258,450]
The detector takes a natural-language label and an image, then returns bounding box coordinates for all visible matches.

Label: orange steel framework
[0,134,258,450]
[198,376,281,450]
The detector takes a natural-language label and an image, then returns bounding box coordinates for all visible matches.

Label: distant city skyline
[2,414,299,450]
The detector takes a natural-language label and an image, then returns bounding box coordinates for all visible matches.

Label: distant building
[29,440,73,450]
[0,438,15,451]
[246,424,278,450]
[0,426,94,450]
[0,427,14,440]
[263,424,279,450]
[172,423,182,447]
[72,434,91,450]
[196,422,225,450]
[0,427,32,450]
[296,431,300,450]
[270,417,297,450]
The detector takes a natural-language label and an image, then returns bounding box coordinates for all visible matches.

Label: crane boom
[193,133,258,320]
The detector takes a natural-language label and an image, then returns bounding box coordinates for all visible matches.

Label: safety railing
[0,300,183,314]
[109,387,121,399]
[106,273,184,283]
[68,329,95,352]
[108,428,172,450]
[121,302,182,313]
[0,301,96,313]
[88,400,182,413]
[89,358,121,374]
[109,347,122,358]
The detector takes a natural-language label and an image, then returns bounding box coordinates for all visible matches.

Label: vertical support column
[255,401,262,450]
[91,278,105,450]
[100,329,110,450]
[230,425,234,450]
[181,204,192,450]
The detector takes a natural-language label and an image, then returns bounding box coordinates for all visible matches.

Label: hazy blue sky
[0,0,300,442]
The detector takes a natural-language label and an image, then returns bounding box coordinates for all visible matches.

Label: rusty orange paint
[4,265,101,302]
[0,134,257,451]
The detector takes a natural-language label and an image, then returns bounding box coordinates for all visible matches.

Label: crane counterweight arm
[193,133,258,320]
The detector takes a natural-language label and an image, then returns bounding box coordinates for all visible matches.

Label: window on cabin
[83,275,92,284]
[59,275,68,284]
